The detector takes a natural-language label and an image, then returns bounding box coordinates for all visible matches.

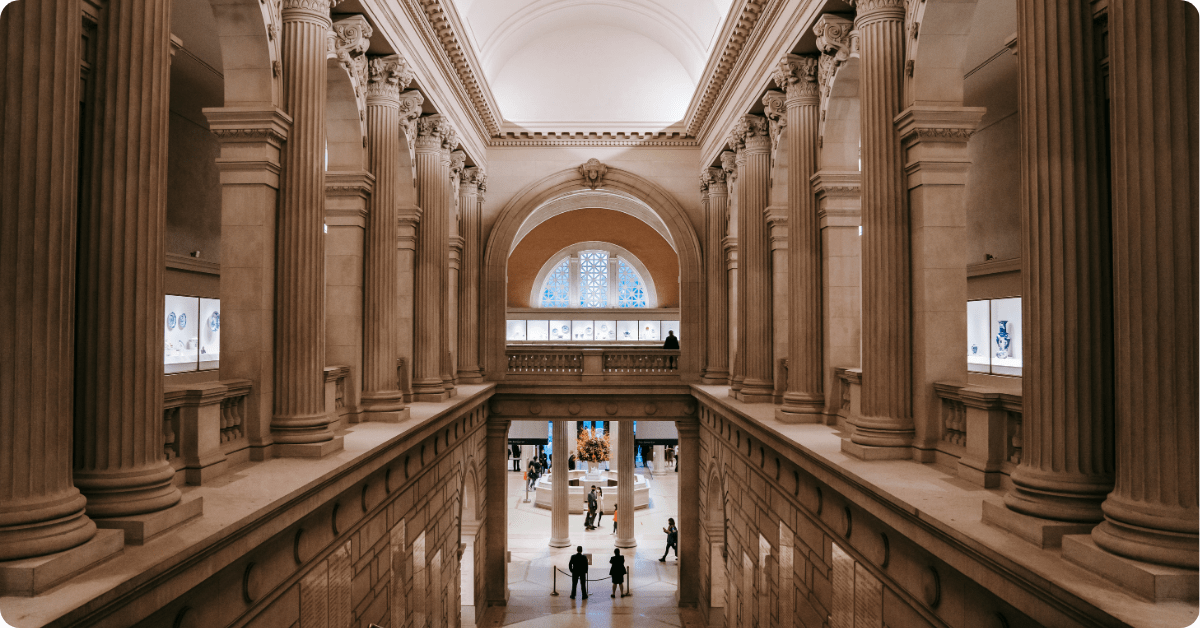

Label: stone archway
[482,166,705,381]
[208,0,278,108]
[705,468,727,622]
[905,0,983,107]
[459,462,483,625]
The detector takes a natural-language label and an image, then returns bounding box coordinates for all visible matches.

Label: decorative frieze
[685,0,771,136]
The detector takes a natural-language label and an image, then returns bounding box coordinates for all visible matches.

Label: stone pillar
[813,173,862,424]
[616,420,636,547]
[676,420,701,606]
[270,0,340,454]
[485,419,510,606]
[549,420,571,547]
[0,0,98,561]
[360,55,413,423]
[445,150,466,396]
[1089,0,1198,568]
[457,168,486,383]
[772,54,825,423]
[412,115,457,402]
[729,115,774,403]
[723,150,745,395]
[702,168,731,384]
[1001,0,1114,523]
[845,0,913,454]
[73,0,183,517]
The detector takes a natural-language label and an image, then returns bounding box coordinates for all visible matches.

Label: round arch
[208,0,278,107]
[483,167,704,380]
[906,0,982,106]
[512,189,676,251]
[529,241,660,308]
[325,58,367,172]
[820,55,862,171]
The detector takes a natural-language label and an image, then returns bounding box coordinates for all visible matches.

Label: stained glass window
[539,258,570,307]
[617,259,647,308]
[578,251,609,308]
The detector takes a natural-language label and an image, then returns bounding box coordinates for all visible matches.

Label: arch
[483,167,704,380]
[208,0,279,107]
[529,242,660,309]
[906,0,983,106]
[512,189,675,251]
[325,58,367,172]
[820,55,862,171]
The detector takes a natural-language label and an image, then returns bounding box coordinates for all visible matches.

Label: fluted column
[270,0,338,451]
[1002,0,1114,522]
[457,168,486,383]
[444,149,466,395]
[0,0,98,559]
[1090,0,1198,567]
[730,116,774,403]
[772,54,825,422]
[412,115,457,402]
[360,56,413,423]
[72,0,182,517]
[549,420,570,547]
[702,168,731,384]
[616,420,636,548]
[722,151,742,393]
[846,0,913,451]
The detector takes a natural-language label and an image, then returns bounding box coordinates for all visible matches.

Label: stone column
[772,54,825,423]
[616,420,636,547]
[676,420,701,606]
[457,168,486,383]
[485,419,510,606]
[0,0,98,560]
[360,55,413,423]
[702,168,731,384]
[549,420,571,547]
[1089,0,1198,568]
[1001,0,1114,523]
[73,0,183,517]
[813,173,862,424]
[270,0,339,454]
[444,150,466,396]
[845,0,913,454]
[723,150,745,395]
[412,115,457,402]
[730,115,774,403]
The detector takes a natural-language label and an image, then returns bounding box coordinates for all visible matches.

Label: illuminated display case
[199,297,221,371]
[165,295,217,373]
[507,320,527,341]
[967,297,1022,376]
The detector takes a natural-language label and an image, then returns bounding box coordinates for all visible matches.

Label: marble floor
[468,464,704,628]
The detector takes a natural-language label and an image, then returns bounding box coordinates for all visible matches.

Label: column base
[274,436,345,459]
[700,369,729,385]
[94,496,203,545]
[775,407,824,424]
[840,438,912,461]
[412,390,451,403]
[735,389,774,404]
[1062,534,1198,602]
[548,536,572,548]
[980,500,1095,549]
[615,537,637,549]
[0,528,124,596]
[361,407,412,423]
[457,369,484,384]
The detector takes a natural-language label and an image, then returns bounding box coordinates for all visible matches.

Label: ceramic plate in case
[167,312,176,330]
[178,313,187,330]
[209,311,220,332]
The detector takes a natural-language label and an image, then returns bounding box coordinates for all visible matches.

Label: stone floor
[469,464,704,628]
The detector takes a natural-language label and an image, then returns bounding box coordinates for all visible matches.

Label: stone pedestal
[730,116,774,403]
[0,0,99,563]
[549,420,571,548]
[772,54,825,423]
[1088,0,1198,570]
[701,168,731,384]
[270,0,340,453]
[846,0,914,454]
[616,421,636,548]
[457,168,486,383]
[1001,0,1114,523]
[360,56,413,423]
[73,0,184,517]
[412,115,457,402]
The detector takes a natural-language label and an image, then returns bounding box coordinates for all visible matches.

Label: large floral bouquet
[576,428,610,463]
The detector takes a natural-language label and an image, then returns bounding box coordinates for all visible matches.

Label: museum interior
[0,0,1196,626]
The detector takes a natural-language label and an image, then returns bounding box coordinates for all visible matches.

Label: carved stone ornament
[729,114,770,153]
[762,91,787,149]
[397,90,424,139]
[814,14,854,60]
[366,54,415,101]
[449,150,466,181]
[577,158,608,190]
[282,0,341,13]
[844,0,906,18]
[771,54,820,104]
[329,15,371,64]
[702,167,727,194]
[415,114,458,151]
[464,167,486,190]
[720,150,738,182]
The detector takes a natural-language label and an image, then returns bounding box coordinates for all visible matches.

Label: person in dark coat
[568,452,576,471]
[662,330,679,350]
[660,518,678,561]
[568,546,589,599]
[584,487,598,530]
[609,548,628,597]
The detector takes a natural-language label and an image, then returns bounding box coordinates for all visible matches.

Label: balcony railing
[505,346,680,381]
[163,378,253,485]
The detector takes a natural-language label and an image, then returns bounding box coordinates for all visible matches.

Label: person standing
[568,546,589,599]
[662,330,680,350]
[611,504,618,535]
[595,486,605,527]
[659,518,678,562]
[585,486,598,530]
[610,549,628,598]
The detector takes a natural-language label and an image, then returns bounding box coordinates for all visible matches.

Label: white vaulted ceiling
[451,0,732,130]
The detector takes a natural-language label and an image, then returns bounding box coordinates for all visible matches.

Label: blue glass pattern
[539,258,571,308]
[617,259,647,308]
[578,251,608,308]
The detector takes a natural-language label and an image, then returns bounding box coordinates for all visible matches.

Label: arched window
[531,242,658,308]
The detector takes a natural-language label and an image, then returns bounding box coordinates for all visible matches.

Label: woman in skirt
[610,548,628,598]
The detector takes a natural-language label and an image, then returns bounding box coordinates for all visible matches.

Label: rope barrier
[549,565,629,596]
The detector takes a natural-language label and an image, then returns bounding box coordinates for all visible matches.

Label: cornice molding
[407,0,503,137]
[204,107,293,146]
[165,253,221,276]
[683,0,773,137]
[488,131,698,147]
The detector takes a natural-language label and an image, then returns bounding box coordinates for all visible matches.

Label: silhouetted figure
[662,330,679,350]
[610,549,628,597]
[659,518,678,561]
[569,546,589,599]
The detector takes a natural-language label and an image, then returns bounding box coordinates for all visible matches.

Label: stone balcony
[504,346,681,383]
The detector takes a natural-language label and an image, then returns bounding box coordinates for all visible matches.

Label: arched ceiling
[452,0,732,128]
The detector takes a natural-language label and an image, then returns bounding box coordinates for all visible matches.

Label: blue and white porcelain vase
[995,321,1011,359]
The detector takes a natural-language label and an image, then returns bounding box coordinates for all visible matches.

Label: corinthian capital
[702,167,728,195]
[814,15,854,60]
[845,0,905,20]
[282,0,339,21]
[366,54,415,102]
[415,114,458,151]
[464,167,486,189]
[329,15,371,62]
[762,91,787,149]
[720,151,738,182]
[450,151,466,181]
[729,114,770,153]
[771,54,820,104]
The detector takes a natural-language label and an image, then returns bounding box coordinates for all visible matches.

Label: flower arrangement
[575,428,610,463]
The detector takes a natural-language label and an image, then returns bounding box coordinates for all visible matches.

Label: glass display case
[572,320,594,341]
[164,295,202,374]
[594,320,616,341]
[966,297,1022,376]
[199,297,221,371]
[549,320,572,341]
[527,320,549,341]
[661,320,680,341]
[507,320,528,341]
[638,320,660,341]
[616,320,638,341]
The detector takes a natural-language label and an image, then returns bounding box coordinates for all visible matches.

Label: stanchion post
[551,565,558,596]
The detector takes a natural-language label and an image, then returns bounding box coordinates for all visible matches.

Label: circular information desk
[532,469,651,512]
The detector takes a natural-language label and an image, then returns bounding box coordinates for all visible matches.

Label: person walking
[664,446,674,471]
[611,504,618,535]
[584,487,598,530]
[568,546,589,599]
[659,518,678,562]
[595,486,605,527]
[609,549,628,598]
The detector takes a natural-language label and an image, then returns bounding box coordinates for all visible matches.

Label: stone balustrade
[602,349,680,374]
[324,365,353,429]
[932,381,1023,488]
[504,347,680,381]
[163,379,254,485]
[833,367,862,431]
